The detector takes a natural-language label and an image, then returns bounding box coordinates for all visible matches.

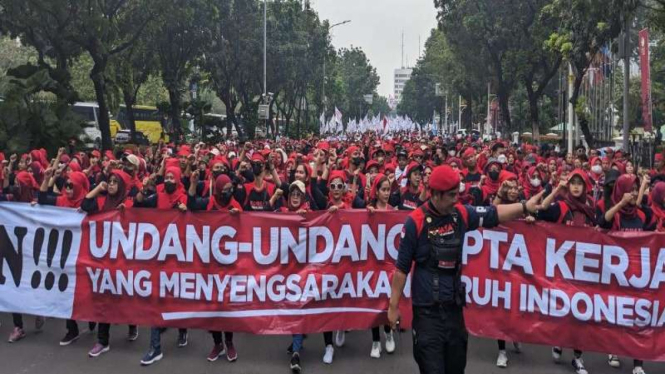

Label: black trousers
[412,304,468,374]
[97,323,137,346]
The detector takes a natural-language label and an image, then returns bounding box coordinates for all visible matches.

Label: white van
[71,102,102,149]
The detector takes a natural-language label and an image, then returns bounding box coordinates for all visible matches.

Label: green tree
[155,0,218,141]
[0,36,36,78]
[336,47,380,120]
[545,0,639,147]
[0,67,82,154]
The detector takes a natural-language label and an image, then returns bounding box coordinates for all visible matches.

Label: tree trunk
[90,59,113,151]
[167,87,182,144]
[496,83,512,134]
[571,74,595,149]
[122,89,138,143]
[525,82,541,144]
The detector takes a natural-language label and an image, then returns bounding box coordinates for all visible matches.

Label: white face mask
[448,150,456,157]
[498,155,507,164]
[530,178,541,188]
[591,165,603,174]
[459,182,466,193]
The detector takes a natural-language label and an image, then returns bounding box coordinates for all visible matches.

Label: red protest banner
[73,208,412,334]
[463,221,665,361]
[639,28,653,132]
[0,202,664,360]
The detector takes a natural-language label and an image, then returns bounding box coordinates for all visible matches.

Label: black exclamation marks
[58,230,72,292]
[30,228,44,289]
[44,229,59,291]
[30,228,74,292]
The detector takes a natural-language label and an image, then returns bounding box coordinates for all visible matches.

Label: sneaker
[290,352,301,373]
[88,343,110,358]
[140,348,163,366]
[286,343,294,355]
[8,327,26,343]
[496,350,508,368]
[384,330,396,354]
[370,341,381,359]
[323,344,334,364]
[513,342,522,354]
[177,331,188,347]
[35,316,45,331]
[552,346,563,362]
[126,326,139,341]
[206,344,225,362]
[608,354,621,368]
[633,366,646,374]
[59,332,79,346]
[225,340,237,362]
[572,357,588,374]
[335,330,346,347]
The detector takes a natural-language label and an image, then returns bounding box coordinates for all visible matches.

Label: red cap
[462,147,476,159]
[365,160,379,172]
[656,154,664,162]
[429,165,460,192]
[251,153,265,163]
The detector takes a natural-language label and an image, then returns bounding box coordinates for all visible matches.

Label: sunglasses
[330,183,345,191]
[65,183,74,190]
[414,155,423,159]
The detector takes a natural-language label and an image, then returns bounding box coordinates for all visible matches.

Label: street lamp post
[323,20,351,114]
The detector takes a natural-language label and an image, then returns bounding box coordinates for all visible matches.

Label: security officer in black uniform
[387,165,543,374]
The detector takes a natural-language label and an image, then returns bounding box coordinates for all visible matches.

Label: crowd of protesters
[0,131,661,374]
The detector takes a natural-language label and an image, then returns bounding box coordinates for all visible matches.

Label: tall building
[394,68,413,103]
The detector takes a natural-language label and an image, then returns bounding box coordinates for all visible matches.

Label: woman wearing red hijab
[135,166,189,366]
[491,169,525,368]
[5,170,46,343]
[38,168,92,346]
[599,174,654,231]
[471,158,502,205]
[650,182,665,232]
[365,174,397,358]
[598,173,651,374]
[186,170,240,364]
[522,166,544,199]
[81,169,137,357]
[134,167,187,211]
[38,169,89,208]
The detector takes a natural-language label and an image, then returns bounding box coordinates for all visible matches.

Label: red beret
[429,165,460,192]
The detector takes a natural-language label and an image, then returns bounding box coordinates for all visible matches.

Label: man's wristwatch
[521,200,528,215]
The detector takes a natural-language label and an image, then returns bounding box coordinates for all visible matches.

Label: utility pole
[486,82,491,136]
[444,95,448,135]
[622,13,631,151]
[568,63,575,154]
[401,30,404,69]
[458,95,462,132]
[323,20,351,115]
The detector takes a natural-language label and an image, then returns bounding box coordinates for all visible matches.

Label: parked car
[115,129,150,145]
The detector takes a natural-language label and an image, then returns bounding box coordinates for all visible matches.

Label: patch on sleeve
[475,206,487,214]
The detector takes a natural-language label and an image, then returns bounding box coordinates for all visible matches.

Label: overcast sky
[310,0,439,98]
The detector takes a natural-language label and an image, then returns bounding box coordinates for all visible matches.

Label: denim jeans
[150,327,166,350]
[292,334,304,353]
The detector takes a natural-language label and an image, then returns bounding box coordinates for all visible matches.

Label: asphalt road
[0,314,662,374]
